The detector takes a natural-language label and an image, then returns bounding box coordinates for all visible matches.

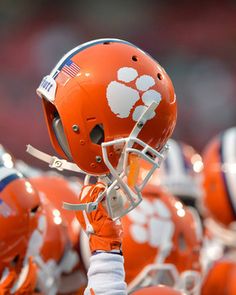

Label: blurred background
[0,0,236,168]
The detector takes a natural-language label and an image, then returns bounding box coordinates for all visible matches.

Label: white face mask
[62,102,168,219]
[128,263,201,295]
[27,102,168,219]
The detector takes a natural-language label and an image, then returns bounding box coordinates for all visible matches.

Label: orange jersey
[0,258,37,295]
[0,268,17,294]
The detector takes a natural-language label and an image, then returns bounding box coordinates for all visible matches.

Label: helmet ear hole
[90,124,104,145]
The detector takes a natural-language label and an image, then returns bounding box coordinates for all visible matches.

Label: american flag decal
[61,59,80,78]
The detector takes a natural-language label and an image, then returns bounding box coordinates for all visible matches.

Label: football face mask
[63,104,169,219]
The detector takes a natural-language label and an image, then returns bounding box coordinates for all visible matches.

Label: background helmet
[201,258,236,295]
[0,165,41,272]
[119,186,202,283]
[131,285,184,295]
[202,126,236,226]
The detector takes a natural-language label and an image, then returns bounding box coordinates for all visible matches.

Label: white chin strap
[26,145,87,174]
[26,144,110,215]
[63,188,106,213]
[26,145,107,215]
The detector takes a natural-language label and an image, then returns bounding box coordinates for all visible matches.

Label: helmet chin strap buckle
[63,200,98,213]
[86,202,98,213]
[26,144,88,174]
[49,156,66,171]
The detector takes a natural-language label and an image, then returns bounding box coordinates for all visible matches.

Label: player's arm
[75,184,127,295]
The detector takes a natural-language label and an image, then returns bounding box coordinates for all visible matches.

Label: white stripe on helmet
[222,127,236,214]
[50,38,131,78]
[0,166,22,182]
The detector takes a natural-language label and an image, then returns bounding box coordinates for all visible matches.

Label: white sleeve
[84,252,127,295]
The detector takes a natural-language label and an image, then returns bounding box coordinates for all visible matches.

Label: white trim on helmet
[222,127,236,214]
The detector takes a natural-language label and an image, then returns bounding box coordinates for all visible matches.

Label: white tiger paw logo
[106,67,162,121]
[128,198,174,247]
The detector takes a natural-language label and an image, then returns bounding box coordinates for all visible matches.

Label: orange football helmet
[31,194,77,294]
[1,257,38,295]
[202,126,236,226]
[131,285,184,295]
[37,194,68,262]
[153,139,203,207]
[29,38,177,219]
[201,258,236,295]
[29,186,86,294]
[0,165,41,273]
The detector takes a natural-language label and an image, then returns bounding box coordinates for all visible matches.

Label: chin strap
[26,145,86,173]
[63,183,106,213]
[63,200,99,213]
[26,145,109,214]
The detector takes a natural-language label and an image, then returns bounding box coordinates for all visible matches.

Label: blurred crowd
[0,0,236,168]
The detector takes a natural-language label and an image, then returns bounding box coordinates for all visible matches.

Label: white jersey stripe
[0,166,22,182]
[165,139,186,177]
[50,38,132,78]
[222,127,236,214]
